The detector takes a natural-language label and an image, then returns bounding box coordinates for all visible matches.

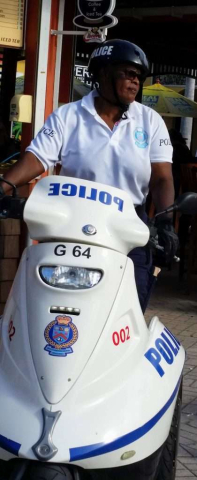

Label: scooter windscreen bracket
[32,408,62,461]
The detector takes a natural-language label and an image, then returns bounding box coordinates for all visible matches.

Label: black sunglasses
[115,68,144,83]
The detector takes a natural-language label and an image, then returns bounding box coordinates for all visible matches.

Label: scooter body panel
[23,176,149,253]
[0,177,185,471]
[0,250,184,467]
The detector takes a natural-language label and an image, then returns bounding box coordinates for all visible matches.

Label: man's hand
[0,184,5,198]
[156,218,179,264]
[0,152,45,194]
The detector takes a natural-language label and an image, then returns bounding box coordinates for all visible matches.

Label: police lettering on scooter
[48,182,124,211]
[0,39,179,312]
[145,327,181,377]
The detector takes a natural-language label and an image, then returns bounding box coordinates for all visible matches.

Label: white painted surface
[34,0,52,136]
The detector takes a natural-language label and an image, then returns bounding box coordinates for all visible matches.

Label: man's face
[100,63,142,104]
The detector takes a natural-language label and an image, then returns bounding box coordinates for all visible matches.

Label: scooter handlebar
[0,195,26,219]
[148,219,180,263]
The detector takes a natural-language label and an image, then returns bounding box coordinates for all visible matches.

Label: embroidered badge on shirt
[134,127,148,149]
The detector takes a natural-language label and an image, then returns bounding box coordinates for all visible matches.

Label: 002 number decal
[54,244,91,258]
[112,326,130,346]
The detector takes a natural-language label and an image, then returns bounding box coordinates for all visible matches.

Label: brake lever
[0,196,26,219]
[0,211,9,219]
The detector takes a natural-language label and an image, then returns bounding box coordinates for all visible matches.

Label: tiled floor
[146,265,197,479]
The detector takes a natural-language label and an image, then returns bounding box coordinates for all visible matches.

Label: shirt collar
[81,90,98,116]
[81,89,137,119]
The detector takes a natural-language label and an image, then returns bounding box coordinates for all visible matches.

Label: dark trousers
[128,211,156,313]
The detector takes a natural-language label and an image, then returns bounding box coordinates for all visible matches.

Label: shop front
[0,0,197,310]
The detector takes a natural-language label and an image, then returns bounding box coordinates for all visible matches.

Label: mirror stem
[155,205,178,218]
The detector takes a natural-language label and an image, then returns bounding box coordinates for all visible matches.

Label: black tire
[156,381,182,480]
[25,463,73,480]
[0,461,7,480]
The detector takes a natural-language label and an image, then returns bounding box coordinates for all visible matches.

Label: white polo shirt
[26,90,172,206]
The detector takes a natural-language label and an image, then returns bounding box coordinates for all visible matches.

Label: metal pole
[180,77,196,148]
[53,0,66,110]
[34,0,52,136]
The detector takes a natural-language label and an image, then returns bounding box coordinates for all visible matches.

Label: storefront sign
[0,0,25,48]
[83,28,106,43]
[78,0,116,21]
[73,0,118,31]
[74,64,91,85]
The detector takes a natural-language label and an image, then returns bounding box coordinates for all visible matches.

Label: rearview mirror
[155,192,197,217]
[173,192,197,215]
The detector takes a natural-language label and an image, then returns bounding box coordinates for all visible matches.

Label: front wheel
[156,381,182,480]
[0,461,74,480]
[25,464,73,480]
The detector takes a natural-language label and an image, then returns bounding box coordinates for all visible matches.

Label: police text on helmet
[91,46,114,59]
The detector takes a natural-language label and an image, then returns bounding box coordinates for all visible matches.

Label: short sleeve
[26,112,63,171]
[150,113,173,164]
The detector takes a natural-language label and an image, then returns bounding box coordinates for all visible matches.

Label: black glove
[0,183,11,218]
[0,183,5,198]
[156,218,179,265]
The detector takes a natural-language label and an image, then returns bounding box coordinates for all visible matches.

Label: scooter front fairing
[0,177,184,472]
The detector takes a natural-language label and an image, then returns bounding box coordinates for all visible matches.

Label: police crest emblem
[44,316,78,357]
[134,127,148,149]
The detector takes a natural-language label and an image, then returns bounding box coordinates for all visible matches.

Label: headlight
[39,266,102,289]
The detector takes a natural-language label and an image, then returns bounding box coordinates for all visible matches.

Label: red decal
[125,326,130,340]
[120,328,126,343]
[8,319,15,341]
[112,331,119,346]
[112,326,130,346]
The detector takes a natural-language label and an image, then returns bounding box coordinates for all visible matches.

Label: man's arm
[150,162,179,264]
[0,109,64,194]
[0,152,45,194]
[150,162,175,214]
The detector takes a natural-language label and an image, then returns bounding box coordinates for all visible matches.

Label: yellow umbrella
[142,83,197,118]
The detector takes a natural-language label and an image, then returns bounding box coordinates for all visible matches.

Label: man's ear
[95,69,103,89]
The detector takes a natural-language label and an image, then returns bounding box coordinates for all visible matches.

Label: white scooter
[0,176,196,480]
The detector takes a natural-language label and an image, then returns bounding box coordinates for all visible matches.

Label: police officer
[0,39,178,312]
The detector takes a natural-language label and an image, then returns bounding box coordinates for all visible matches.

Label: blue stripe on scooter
[69,374,182,461]
[0,434,21,456]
